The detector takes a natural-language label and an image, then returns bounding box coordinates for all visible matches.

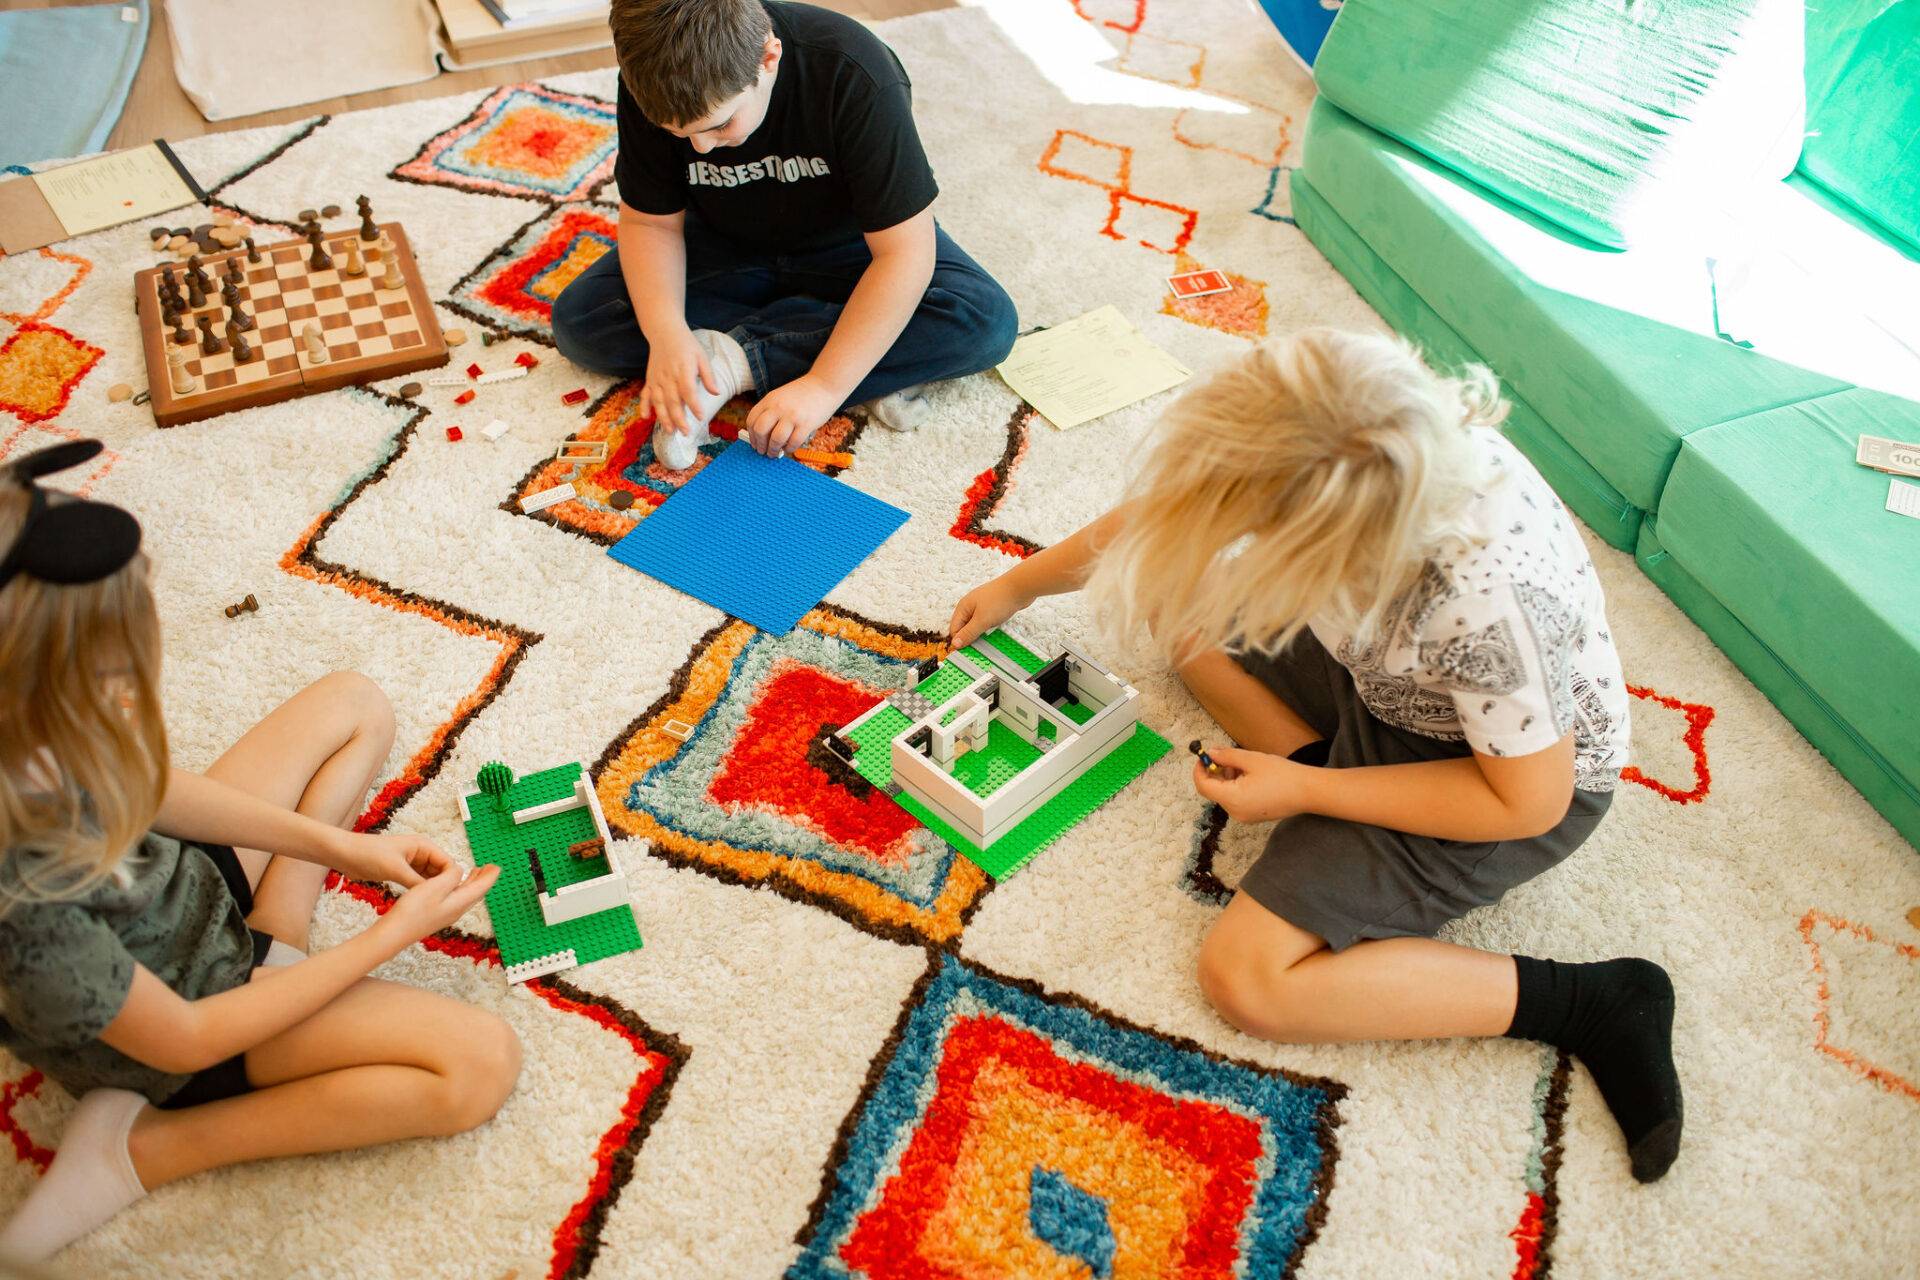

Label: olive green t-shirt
[0,834,256,1102]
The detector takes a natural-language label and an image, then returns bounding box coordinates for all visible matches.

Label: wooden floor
[20,0,953,151]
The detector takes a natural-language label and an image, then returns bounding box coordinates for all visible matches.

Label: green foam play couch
[1292,0,1920,848]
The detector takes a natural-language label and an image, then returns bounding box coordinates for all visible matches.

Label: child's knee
[318,670,395,753]
[433,1014,521,1133]
[1197,929,1298,1040]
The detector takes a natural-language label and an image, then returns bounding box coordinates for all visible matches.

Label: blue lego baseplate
[606,441,909,635]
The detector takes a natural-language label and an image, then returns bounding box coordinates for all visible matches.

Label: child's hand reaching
[745,374,839,457]
[949,577,1035,650]
[643,328,719,439]
[380,862,499,945]
[327,830,459,888]
[1191,745,1312,823]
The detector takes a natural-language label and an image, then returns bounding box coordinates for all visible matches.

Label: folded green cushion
[1655,389,1920,783]
[1299,98,1846,514]
[1799,0,1920,254]
[1313,0,1803,247]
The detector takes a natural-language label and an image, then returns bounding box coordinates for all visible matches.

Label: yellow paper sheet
[995,305,1190,430]
[34,144,199,239]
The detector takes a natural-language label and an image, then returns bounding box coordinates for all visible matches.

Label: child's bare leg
[1174,649,1321,758]
[125,978,519,1189]
[203,671,397,950]
[1198,892,1516,1042]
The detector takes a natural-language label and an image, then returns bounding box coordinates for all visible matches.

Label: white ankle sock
[0,1088,149,1262]
[654,330,753,469]
[865,384,931,432]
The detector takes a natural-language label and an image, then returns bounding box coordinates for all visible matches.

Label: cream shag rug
[2,1,1916,1276]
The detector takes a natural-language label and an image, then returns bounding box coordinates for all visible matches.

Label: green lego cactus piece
[475,760,514,811]
[839,640,1172,880]
[459,761,642,979]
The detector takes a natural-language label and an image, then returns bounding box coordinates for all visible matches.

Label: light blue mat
[0,1,150,168]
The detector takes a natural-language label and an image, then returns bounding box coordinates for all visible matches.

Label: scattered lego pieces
[398,381,422,399]
[569,838,606,861]
[446,328,468,347]
[481,419,511,441]
[223,592,259,619]
[608,490,635,511]
[1909,905,1920,930]
[477,366,529,386]
[514,351,538,368]
[662,719,695,741]
[446,425,463,441]
[481,330,499,347]
[476,761,515,811]
[520,481,577,513]
[107,383,133,403]
[556,439,608,462]
[428,374,468,387]
[562,388,591,406]
[466,362,483,379]
[454,389,476,406]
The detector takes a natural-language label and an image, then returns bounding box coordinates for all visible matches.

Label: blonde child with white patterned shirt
[949,330,1681,1184]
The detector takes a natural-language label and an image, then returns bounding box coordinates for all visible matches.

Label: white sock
[653,329,753,469]
[864,383,931,432]
[0,1088,149,1262]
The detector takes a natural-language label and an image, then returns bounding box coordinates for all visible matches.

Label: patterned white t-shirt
[1307,429,1630,792]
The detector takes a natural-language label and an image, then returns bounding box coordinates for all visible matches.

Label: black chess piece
[170,314,193,345]
[307,229,332,271]
[232,301,256,332]
[186,254,212,292]
[245,236,261,264]
[225,256,243,283]
[198,315,225,356]
[221,281,242,309]
[226,320,254,362]
[357,195,377,241]
[186,276,206,309]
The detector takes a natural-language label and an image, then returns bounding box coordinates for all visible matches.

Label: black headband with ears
[0,441,142,592]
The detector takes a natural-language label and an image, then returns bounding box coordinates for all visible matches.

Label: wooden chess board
[134,222,448,428]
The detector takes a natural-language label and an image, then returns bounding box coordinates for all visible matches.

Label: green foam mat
[461,762,643,977]
[842,632,1172,879]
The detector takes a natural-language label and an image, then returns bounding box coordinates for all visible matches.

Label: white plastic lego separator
[506,948,578,984]
[457,763,646,884]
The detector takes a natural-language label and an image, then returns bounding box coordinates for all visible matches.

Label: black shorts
[158,843,274,1111]
[1232,632,1613,951]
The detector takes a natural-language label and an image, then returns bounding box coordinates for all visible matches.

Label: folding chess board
[133,222,448,428]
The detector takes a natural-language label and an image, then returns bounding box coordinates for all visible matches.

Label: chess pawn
[307,230,332,271]
[170,311,193,345]
[198,316,225,356]
[232,301,256,332]
[186,276,206,309]
[245,236,261,264]
[187,254,212,292]
[168,347,196,395]
[357,194,377,241]
[230,326,255,363]
[302,322,328,364]
[221,281,242,309]
[343,239,365,277]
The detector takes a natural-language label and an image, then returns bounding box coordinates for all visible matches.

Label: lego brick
[562,388,591,406]
[662,718,695,741]
[454,389,476,406]
[477,365,529,386]
[514,351,539,368]
[505,949,578,983]
[446,425,463,442]
[556,439,608,462]
[520,481,577,514]
[511,789,585,822]
[481,418,510,441]
[605,441,907,635]
[460,760,643,983]
[466,362,483,379]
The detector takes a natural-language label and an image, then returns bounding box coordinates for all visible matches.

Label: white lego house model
[838,635,1143,851]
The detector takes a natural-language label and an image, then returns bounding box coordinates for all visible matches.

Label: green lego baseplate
[843,631,1172,879]
[460,761,642,982]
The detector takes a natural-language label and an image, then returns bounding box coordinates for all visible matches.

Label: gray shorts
[1233,631,1611,951]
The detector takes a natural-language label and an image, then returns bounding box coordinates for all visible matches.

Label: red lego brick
[466,362,483,379]
[562,388,590,406]
[446,425,463,441]
[515,351,539,369]
[454,389,476,405]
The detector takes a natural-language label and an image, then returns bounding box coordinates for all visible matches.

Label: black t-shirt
[614,1,938,251]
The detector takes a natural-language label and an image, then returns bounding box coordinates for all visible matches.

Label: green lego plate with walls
[460,761,642,981]
[844,630,1172,880]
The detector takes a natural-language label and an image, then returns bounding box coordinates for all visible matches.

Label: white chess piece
[378,240,402,290]
[168,346,195,395]
[302,322,328,364]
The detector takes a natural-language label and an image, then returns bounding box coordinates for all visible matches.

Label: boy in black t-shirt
[552,0,1019,466]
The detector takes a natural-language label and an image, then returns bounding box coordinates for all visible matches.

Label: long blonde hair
[1086,329,1508,662]
[0,487,168,904]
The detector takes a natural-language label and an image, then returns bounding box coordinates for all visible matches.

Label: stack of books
[434,0,613,68]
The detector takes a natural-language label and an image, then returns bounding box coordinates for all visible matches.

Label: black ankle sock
[1507,955,1683,1183]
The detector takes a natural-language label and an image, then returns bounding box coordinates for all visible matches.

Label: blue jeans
[550,219,1019,407]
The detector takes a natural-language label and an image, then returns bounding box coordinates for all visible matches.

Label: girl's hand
[949,577,1035,650]
[328,830,457,888]
[1191,745,1313,823]
[380,862,499,945]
